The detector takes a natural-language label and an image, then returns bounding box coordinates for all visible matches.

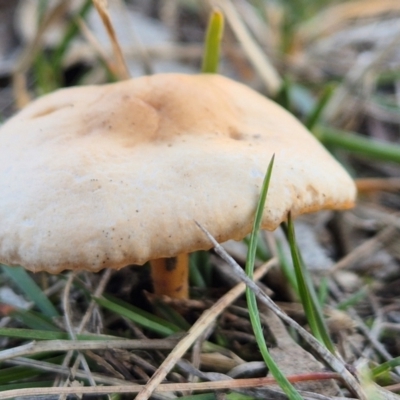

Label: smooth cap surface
[0,74,356,272]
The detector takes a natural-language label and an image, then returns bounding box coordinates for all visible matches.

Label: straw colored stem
[150,254,189,299]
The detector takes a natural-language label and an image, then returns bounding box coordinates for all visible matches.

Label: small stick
[329,225,397,273]
[92,0,130,80]
[0,371,341,399]
[134,257,277,400]
[0,338,181,363]
[356,178,400,193]
[62,272,96,388]
[195,222,367,400]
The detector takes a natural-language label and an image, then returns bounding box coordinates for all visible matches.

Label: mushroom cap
[0,74,356,273]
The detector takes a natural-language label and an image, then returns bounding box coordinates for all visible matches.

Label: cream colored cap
[0,74,356,273]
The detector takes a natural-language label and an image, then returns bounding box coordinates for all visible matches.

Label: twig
[61,272,96,388]
[329,225,397,273]
[0,338,179,363]
[134,257,277,400]
[92,0,130,80]
[195,222,368,400]
[113,0,153,75]
[63,272,78,341]
[12,1,70,108]
[324,27,400,126]
[78,269,112,332]
[56,268,113,390]
[0,372,342,400]
[356,178,400,193]
[0,280,65,329]
[75,16,118,74]
[381,322,400,332]
[190,322,215,387]
[6,357,128,386]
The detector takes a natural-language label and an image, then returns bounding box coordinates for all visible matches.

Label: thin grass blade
[276,240,298,295]
[274,77,292,110]
[51,0,93,76]
[305,84,335,130]
[10,309,60,331]
[372,357,400,378]
[201,10,224,73]
[316,126,400,164]
[190,251,210,288]
[0,327,118,341]
[284,215,335,353]
[1,265,59,318]
[152,301,191,331]
[245,155,303,400]
[95,295,181,336]
[337,287,368,310]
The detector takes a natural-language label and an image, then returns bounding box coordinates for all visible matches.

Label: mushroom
[0,73,356,299]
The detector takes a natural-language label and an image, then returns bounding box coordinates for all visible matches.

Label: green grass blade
[242,234,270,262]
[276,240,298,295]
[1,265,59,318]
[245,155,303,400]
[190,251,210,288]
[0,356,65,385]
[179,394,256,400]
[33,52,59,94]
[305,84,335,130]
[372,357,400,378]
[95,295,181,336]
[274,77,292,110]
[0,327,119,341]
[227,395,257,400]
[337,287,367,310]
[178,394,216,400]
[201,10,224,73]
[245,156,275,279]
[284,215,335,353]
[317,277,329,305]
[10,309,61,331]
[152,301,191,331]
[315,126,400,164]
[51,0,93,79]
[0,381,54,392]
[0,366,42,386]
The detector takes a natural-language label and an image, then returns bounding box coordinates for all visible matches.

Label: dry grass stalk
[356,178,400,193]
[0,339,179,362]
[211,0,282,95]
[365,101,400,124]
[0,338,181,363]
[6,356,129,387]
[330,225,398,273]
[12,1,69,108]
[196,222,368,400]
[56,268,113,391]
[297,0,400,43]
[134,258,277,400]
[75,15,118,74]
[92,0,130,80]
[0,372,343,400]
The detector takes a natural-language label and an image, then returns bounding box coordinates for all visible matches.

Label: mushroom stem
[149,254,189,299]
